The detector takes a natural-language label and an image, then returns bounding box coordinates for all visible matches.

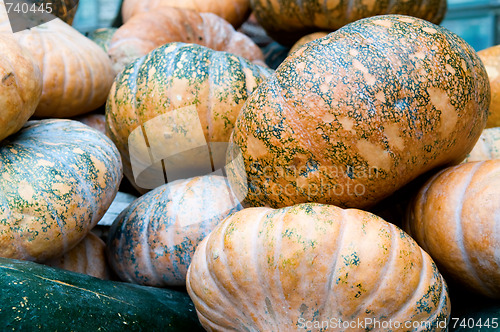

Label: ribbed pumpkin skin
[45,232,110,280]
[1,18,115,118]
[0,34,42,143]
[187,203,450,331]
[228,15,490,209]
[106,42,272,192]
[250,0,447,45]
[108,7,265,75]
[478,45,500,128]
[122,0,251,29]
[107,175,243,286]
[405,160,500,298]
[463,127,500,163]
[0,119,122,262]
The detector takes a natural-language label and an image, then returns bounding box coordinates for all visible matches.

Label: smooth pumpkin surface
[108,7,265,75]
[0,34,42,143]
[463,127,500,162]
[45,232,110,280]
[227,15,490,209]
[122,0,251,28]
[187,203,450,331]
[0,119,122,262]
[478,45,500,128]
[0,257,204,331]
[289,31,329,54]
[250,0,447,45]
[107,175,243,286]
[106,42,272,192]
[405,160,500,298]
[0,15,115,118]
[73,112,107,136]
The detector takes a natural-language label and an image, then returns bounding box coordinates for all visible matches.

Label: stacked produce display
[0,0,499,330]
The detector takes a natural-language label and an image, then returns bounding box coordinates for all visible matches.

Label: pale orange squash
[478,45,500,128]
[463,127,500,162]
[187,203,450,331]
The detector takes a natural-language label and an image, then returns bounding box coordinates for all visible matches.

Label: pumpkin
[49,0,79,25]
[87,27,117,53]
[249,0,447,45]
[121,0,251,29]
[0,34,42,143]
[289,31,329,54]
[0,257,204,331]
[227,15,490,210]
[45,232,110,280]
[0,119,122,262]
[186,203,450,331]
[73,112,107,136]
[462,127,500,162]
[0,14,115,118]
[107,174,243,286]
[404,160,500,298]
[108,6,265,75]
[478,45,500,128]
[106,42,272,192]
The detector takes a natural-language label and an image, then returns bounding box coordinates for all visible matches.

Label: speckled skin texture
[108,7,266,75]
[478,45,500,128]
[107,175,243,286]
[250,0,447,45]
[0,119,123,262]
[463,127,500,163]
[228,15,490,210]
[187,203,450,331]
[106,42,272,192]
[0,15,115,118]
[88,27,117,53]
[405,160,500,298]
[289,31,329,55]
[0,34,42,143]
[45,232,110,280]
[122,0,251,29]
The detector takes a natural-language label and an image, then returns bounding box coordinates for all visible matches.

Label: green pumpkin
[0,119,122,262]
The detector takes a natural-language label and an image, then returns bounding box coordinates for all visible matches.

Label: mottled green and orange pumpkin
[0,119,122,262]
[122,0,251,29]
[249,0,447,45]
[108,6,265,75]
[0,13,115,118]
[227,15,490,209]
[45,232,110,280]
[106,42,272,192]
[107,174,242,286]
[0,34,42,143]
[405,160,500,298]
[478,45,500,128]
[187,203,450,331]
[463,127,500,162]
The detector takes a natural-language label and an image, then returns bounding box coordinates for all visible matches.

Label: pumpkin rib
[143,198,163,285]
[72,36,96,108]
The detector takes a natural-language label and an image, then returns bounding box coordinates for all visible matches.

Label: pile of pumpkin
[0,0,499,330]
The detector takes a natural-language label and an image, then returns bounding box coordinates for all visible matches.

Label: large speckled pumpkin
[250,0,447,45]
[0,119,122,262]
[107,175,242,286]
[478,45,500,128]
[187,203,450,331]
[227,15,490,210]
[45,232,110,280]
[122,0,250,29]
[405,160,500,298]
[0,34,42,142]
[463,127,500,163]
[108,7,265,75]
[106,42,272,192]
[0,15,115,118]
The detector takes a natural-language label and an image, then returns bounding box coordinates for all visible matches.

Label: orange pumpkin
[45,232,110,280]
[122,0,251,28]
[289,31,329,54]
[478,45,500,128]
[0,16,115,118]
[108,7,265,75]
[227,15,490,209]
[0,34,42,142]
[187,203,450,331]
[249,0,447,45]
[405,160,500,298]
